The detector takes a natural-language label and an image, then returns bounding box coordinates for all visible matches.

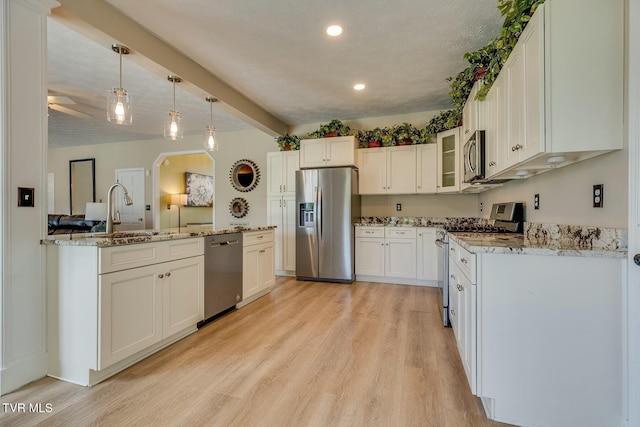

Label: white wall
[479,148,627,228]
[48,128,277,230]
[1,0,57,395]
[361,194,479,217]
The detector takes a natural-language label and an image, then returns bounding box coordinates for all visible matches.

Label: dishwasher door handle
[209,239,240,247]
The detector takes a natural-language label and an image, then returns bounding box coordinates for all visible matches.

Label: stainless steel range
[437,201,524,327]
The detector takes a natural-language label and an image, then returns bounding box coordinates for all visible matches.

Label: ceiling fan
[47,95,92,119]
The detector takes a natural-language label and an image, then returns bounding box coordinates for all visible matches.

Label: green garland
[427,0,545,134]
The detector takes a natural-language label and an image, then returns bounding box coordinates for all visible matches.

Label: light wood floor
[1,277,509,427]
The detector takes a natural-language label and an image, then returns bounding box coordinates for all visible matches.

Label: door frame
[152,150,215,230]
[115,167,146,230]
[627,0,640,424]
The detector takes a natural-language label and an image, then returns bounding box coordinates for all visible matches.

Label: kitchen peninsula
[42,226,275,386]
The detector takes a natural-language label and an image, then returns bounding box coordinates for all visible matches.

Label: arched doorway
[152,150,216,230]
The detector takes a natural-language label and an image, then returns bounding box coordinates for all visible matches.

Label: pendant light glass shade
[107,44,132,125]
[165,110,183,140]
[164,76,183,140]
[204,97,218,152]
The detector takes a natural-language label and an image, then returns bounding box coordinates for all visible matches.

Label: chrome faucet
[106,183,133,234]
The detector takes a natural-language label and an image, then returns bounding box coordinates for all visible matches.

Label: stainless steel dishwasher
[199,232,243,327]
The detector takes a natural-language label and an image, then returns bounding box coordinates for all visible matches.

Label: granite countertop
[449,223,627,259]
[41,226,276,247]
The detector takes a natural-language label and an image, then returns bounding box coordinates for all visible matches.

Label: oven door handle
[435,238,445,248]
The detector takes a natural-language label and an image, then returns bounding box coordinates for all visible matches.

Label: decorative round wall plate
[229,197,249,218]
[229,159,260,192]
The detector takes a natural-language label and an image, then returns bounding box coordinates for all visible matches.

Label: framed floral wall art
[185,172,213,207]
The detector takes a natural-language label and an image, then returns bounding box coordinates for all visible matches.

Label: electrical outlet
[534,194,540,210]
[593,184,603,208]
[396,203,402,212]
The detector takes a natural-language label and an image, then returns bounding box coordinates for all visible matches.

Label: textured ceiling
[48,0,503,148]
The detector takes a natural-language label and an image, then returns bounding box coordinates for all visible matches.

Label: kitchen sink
[73,231,175,239]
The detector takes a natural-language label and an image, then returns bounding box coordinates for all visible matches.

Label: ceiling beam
[53,0,288,137]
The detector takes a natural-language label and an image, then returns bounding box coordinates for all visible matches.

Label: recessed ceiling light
[326,25,343,37]
[354,83,366,91]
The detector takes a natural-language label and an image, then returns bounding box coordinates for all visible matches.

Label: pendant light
[204,97,218,152]
[107,44,132,125]
[164,75,183,140]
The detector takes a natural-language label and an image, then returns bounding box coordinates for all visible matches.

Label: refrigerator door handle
[314,185,319,244]
[318,186,323,242]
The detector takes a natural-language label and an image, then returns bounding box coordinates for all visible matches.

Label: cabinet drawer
[355,226,384,238]
[244,229,274,246]
[100,242,166,274]
[167,238,203,259]
[385,227,416,239]
[449,238,476,283]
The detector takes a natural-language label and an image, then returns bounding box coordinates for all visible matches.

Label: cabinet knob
[634,254,640,266]
[165,272,171,277]
[158,274,164,279]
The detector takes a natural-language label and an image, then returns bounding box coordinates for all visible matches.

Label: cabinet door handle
[461,257,468,264]
[279,184,282,192]
[158,274,164,279]
[165,272,171,277]
[465,129,469,134]
[259,249,266,254]
[451,308,456,316]
[257,235,264,239]
[450,247,456,253]
[283,185,286,192]
[489,161,496,167]
[450,274,456,281]
[457,284,463,292]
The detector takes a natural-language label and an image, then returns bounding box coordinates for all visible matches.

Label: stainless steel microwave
[463,130,485,183]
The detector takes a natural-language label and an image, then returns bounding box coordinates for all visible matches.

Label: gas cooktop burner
[443,224,513,233]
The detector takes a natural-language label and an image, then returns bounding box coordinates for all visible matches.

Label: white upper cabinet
[299,136,357,168]
[267,151,299,196]
[437,127,461,193]
[462,81,485,141]
[503,10,544,171]
[416,144,437,194]
[484,73,506,179]
[358,146,417,195]
[486,1,623,179]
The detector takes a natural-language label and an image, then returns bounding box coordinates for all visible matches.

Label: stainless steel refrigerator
[295,167,360,283]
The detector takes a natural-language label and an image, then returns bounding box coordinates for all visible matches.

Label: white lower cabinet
[99,255,203,369]
[448,234,624,427]
[356,226,439,286]
[416,228,438,283]
[267,195,296,275]
[48,238,205,386]
[448,247,476,394]
[240,230,276,306]
[354,227,385,276]
[99,263,163,370]
[384,228,416,278]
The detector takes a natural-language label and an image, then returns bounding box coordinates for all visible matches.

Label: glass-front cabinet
[437,127,461,193]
